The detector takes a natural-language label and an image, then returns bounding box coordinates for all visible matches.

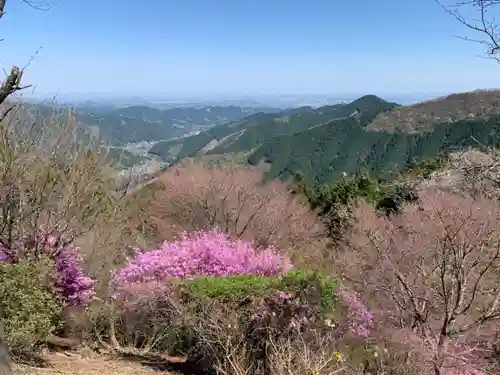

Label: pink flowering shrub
[338,288,373,338]
[111,229,293,299]
[51,246,96,305]
[0,232,95,306]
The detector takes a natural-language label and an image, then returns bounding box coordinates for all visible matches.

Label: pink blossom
[0,232,95,306]
[338,288,373,338]
[276,290,293,300]
[112,229,293,298]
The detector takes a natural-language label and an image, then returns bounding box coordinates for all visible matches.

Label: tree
[342,188,500,374]
[0,2,58,374]
[437,0,500,61]
[140,163,326,262]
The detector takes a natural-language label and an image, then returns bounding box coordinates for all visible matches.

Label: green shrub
[181,269,337,310]
[279,269,338,313]
[182,274,279,299]
[302,171,384,241]
[0,257,62,348]
[406,153,449,179]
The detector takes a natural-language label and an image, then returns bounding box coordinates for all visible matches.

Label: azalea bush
[111,229,293,302]
[107,228,376,375]
[338,288,373,339]
[106,229,293,354]
[0,232,95,306]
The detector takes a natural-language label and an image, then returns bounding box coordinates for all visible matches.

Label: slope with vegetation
[153,90,500,187]
[368,90,500,133]
[3,91,500,375]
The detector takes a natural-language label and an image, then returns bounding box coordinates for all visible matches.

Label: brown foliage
[138,163,327,262]
[415,147,500,202]
[0,106,116,247]
[340,188,500,374]
[368,90,500,133]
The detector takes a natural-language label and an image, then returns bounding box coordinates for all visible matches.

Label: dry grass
[368,89,500,133]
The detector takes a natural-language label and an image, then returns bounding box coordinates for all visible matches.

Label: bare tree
[0,2,58,374]
[437,0,500,61]
[141,163,327,260]
[341,188,500,375]
[0,0,58,114]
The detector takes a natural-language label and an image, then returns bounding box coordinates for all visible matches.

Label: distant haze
[21,92,443,109]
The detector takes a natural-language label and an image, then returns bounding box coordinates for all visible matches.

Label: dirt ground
[12,350,178,375]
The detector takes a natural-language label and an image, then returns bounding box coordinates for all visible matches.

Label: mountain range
[148,90,500,184]
[23,90,500,186]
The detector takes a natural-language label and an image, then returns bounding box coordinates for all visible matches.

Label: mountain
[28,91,500,188]
[248,90,500,184]
[19,103,287,183]
[148,95,397,163]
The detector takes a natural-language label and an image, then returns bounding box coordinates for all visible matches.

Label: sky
[1,0,499,98]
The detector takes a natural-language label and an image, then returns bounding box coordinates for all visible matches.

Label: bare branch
[21,0,59,12]
[437,0,500,60]
[340,189,500,374]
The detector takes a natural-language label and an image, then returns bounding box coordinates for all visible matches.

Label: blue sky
[0,0,499,97]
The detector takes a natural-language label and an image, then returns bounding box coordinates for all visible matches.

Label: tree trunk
[0,321,12,375]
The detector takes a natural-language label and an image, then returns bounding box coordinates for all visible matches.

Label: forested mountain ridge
[75,104,283,145]
[148,95,398,163]
[147,90,500,186]
[27,91,500,187]
[249,90,500,184]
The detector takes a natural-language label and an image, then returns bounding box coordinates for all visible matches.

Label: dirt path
[12,351,175,375]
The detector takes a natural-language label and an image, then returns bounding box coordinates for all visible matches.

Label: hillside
[148,95,398,162]
[368,89,500,133]
[248,90,500,184]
